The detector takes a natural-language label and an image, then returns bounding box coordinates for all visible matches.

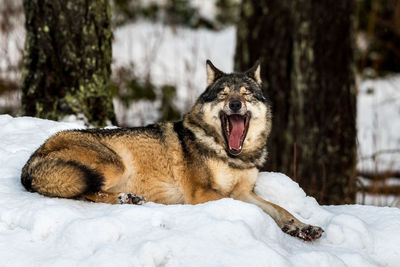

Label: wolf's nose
[229,99,242,112]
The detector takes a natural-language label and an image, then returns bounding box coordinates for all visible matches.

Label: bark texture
[235,0,357,204]
[21,0,116,126]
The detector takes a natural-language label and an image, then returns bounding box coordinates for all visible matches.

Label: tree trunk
[21,0,116,127]
[235,0,357,204]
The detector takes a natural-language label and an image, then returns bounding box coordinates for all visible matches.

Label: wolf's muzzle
[229,99,242,112]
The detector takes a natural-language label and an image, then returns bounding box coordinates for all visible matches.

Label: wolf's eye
[218,92,228,99]
[243,92,252,96]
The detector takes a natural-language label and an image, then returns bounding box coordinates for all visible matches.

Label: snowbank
[0,115,399,266]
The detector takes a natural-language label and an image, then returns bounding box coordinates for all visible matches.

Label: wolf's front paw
[281,220,324,241]
[118,193,146,205]
[298,225,324,241]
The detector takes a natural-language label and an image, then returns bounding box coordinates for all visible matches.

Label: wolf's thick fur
[21,61,323,241]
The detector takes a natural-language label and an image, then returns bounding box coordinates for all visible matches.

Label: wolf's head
[185,60,271,164]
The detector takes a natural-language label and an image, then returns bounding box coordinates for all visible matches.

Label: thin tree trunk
[235,0,357,204]
[21,0,116,126]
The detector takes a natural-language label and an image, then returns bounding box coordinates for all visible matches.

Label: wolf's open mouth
[219,111,251,155]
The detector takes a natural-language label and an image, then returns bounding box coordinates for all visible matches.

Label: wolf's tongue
[228,115,245,150]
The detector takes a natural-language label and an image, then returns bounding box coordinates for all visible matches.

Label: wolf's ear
[245,60,262,85]
[206,60,224,87]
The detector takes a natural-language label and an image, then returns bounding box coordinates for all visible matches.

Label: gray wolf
[21,60,323,241]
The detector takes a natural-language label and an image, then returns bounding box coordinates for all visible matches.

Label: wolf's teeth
[226,123,229,134]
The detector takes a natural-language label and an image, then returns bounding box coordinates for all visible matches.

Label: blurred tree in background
[356,0,400,76]
[0,0,24,115]
[235,0,357,205]
[111,0,239,29]
[2,0,400,119]
[109,0,240,125]
[21,0,116,126]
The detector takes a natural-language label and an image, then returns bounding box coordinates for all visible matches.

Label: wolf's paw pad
[298,225,324,241]
[118,193,146,205]
[281,220,300,236]
[281,220,324,241]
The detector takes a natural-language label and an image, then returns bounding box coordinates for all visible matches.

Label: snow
[190,0,218,22]
[356,75,400,207]
[1,114,400,266]
[357,75,400,172]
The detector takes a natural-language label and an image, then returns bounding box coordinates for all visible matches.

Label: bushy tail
[21,156,104,198]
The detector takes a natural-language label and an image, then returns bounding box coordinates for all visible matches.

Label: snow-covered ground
[0,114,400,266]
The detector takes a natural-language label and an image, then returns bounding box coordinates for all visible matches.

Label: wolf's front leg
[84,191,146,205]
[237,192,323,241]
[185,187,225,204]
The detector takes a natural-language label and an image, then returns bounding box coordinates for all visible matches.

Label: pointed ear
[206,60,224,87]
[245,60,262,85]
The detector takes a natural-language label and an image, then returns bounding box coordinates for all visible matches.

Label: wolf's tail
[21,155,104,198]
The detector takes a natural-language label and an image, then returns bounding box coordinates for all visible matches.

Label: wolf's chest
[206,159,258,196]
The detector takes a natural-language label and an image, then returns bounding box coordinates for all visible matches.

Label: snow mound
[0,115,400,266]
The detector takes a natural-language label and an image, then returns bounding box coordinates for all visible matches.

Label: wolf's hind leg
[84,191,146,205]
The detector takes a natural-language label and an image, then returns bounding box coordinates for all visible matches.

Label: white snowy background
[1,1,400,266]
